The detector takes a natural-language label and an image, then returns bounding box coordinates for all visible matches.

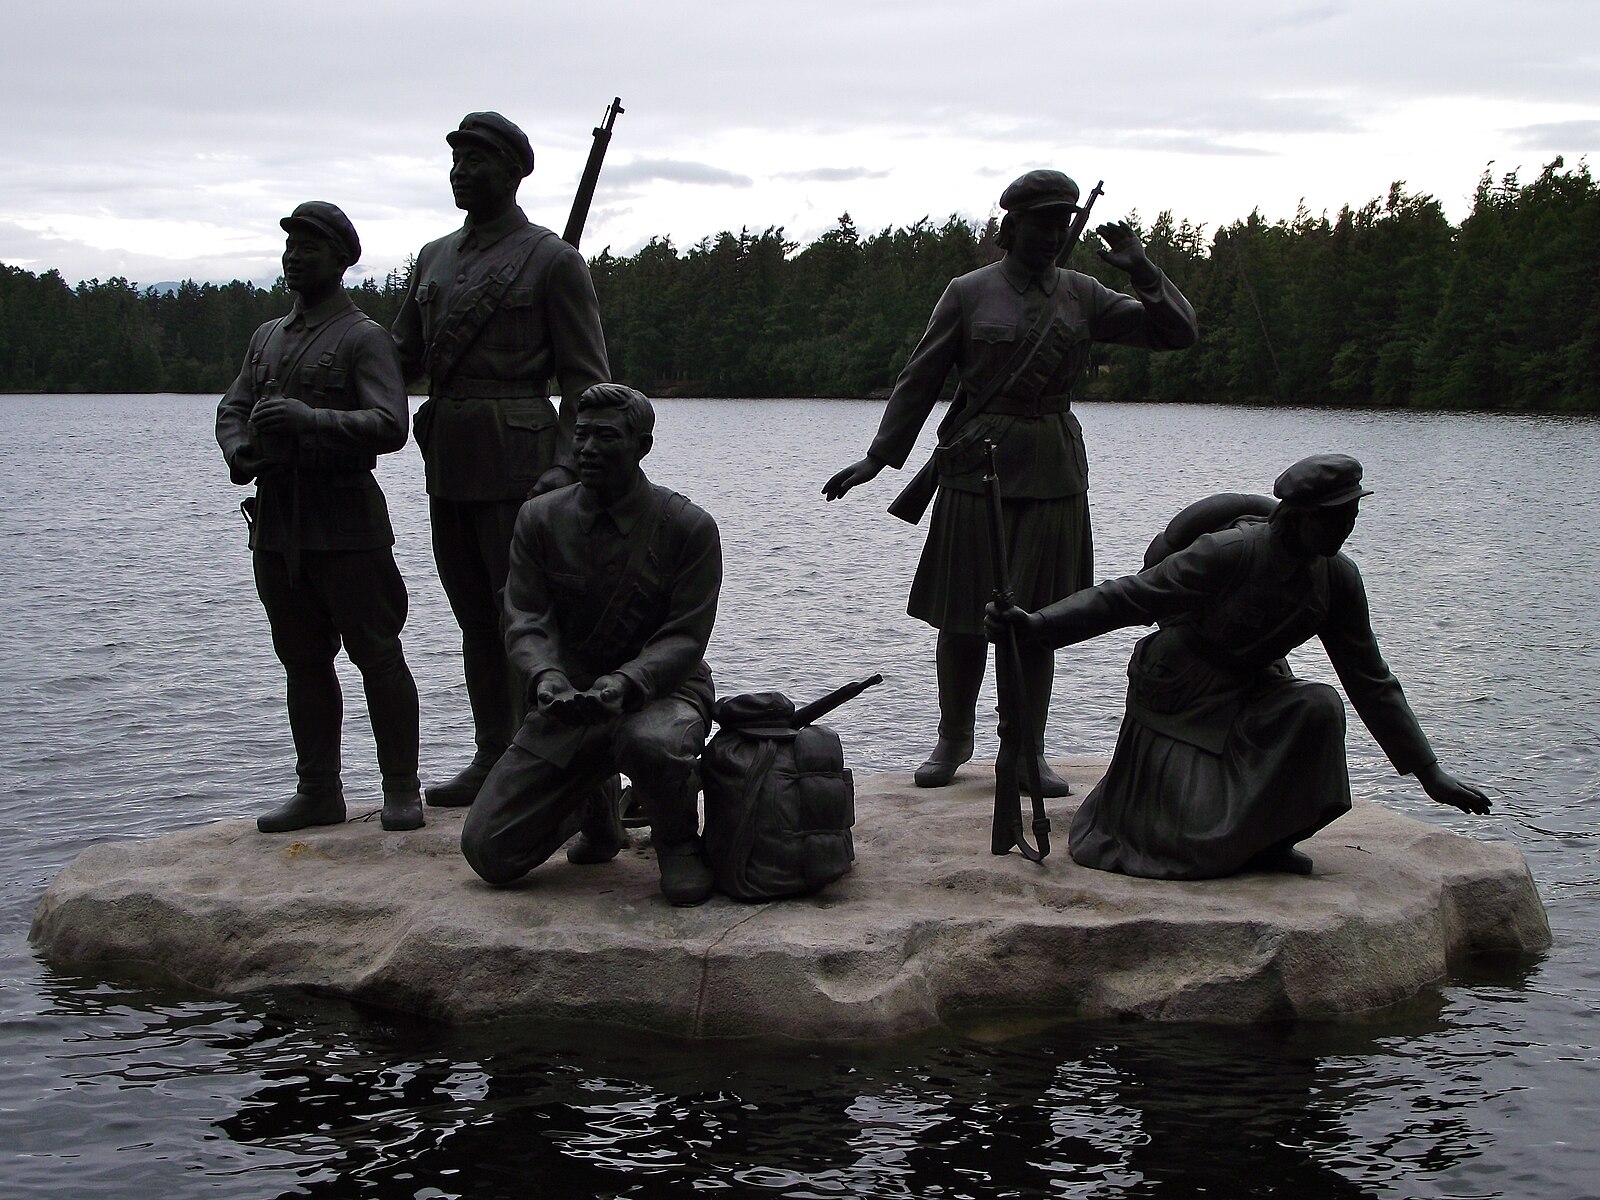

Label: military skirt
[907,485,1092,635]
[1068,632,1353,879]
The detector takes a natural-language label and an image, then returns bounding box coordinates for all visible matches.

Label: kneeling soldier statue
[216,202,423,834]
[461,384,722,905]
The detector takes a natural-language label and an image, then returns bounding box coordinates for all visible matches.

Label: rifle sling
[422,229,551,387]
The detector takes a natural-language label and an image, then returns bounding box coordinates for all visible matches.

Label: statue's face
[1010,206,1075,273]
[449,143,514,213]
[281,231,345,299]
[574,409,650,500]
[1295,501,1360,557]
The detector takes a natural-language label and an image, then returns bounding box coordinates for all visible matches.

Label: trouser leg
[461,730,613,886]
[1017,643,1069,797]
[254,549,343,796]
[431,497,523,763]
[915,630,985,785]
[325,549,421,794]
[613,700,712,904]
[613,700,707,848]
[935,630,986,743]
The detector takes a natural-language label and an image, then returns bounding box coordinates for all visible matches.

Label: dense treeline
[2,159,1596,408]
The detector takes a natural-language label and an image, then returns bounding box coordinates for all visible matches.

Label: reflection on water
[2,395,1598,1197]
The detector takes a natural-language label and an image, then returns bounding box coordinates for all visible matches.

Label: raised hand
[1093,221,1159,287]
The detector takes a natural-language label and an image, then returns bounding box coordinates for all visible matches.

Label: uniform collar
[999,254,1059,297]
[287,291,356,329]
[1263,519,1315,581]
[575,472,653,535]
[459,205,530,251]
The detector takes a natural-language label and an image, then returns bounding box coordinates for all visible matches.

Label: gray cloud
[1507,120,1600,152]
[773,167,892,183]
[605,159,754,187]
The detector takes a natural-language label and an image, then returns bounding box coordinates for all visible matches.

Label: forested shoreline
[2,159,1596,409]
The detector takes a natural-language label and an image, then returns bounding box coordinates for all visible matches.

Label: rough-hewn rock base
[29,760,1550,1038]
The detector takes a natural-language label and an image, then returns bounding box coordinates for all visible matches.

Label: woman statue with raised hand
[986,454,1491,879]
[824,170,1197,796]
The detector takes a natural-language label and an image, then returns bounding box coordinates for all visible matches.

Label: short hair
[576,383,655,439]
[996,212,1017,251]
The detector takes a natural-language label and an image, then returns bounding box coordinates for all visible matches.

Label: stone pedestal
[29,760,1550,1037]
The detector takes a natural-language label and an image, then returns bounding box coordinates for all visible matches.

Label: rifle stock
[563,97,623,248]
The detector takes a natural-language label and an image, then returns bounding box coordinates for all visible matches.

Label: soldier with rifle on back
[823,170,1198,797]
[393,110,611,810]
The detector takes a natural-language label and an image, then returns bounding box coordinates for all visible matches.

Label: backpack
[700,691,857,902]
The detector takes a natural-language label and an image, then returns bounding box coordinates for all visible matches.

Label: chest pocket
[972,321,1018,345]
[483,285,539,350]
[541,568,589,600]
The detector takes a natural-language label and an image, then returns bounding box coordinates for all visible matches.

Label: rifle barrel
[563,97,624,248]
[790,674,883,728]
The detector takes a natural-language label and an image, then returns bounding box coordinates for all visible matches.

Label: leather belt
[985,392,1072,417]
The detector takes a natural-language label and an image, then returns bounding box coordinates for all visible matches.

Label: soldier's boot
[380,788,425,832]
[426,755,498,808]
[656,840,714,907]
[1017,645,1070,799]
[258,789,346,834]
[647,778,713,906]
[915,631,984,788]
[567,775,626,865]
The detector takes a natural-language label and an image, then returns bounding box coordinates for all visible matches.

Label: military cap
[999,169,1081,213]
[447,111,535,177]
[1273,453,1374,507]
[279,201,361,264]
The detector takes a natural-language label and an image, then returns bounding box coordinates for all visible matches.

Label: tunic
[1034,518,1437,879]
[216,293,409,553]
[392,206,609,501]
[867,256,1197,633]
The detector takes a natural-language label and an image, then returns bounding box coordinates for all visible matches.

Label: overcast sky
[4,0,1596,288]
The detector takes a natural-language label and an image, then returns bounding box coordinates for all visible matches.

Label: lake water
[1,394,1596,1198]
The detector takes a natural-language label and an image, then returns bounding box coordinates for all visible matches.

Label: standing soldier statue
[824,170,1198,794]
[393,112,611,809]
[217,202,423,834]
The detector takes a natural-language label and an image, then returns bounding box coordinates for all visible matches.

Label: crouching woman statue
[986,453,1490,879]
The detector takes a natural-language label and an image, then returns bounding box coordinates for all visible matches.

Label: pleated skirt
[907,486,1093,635]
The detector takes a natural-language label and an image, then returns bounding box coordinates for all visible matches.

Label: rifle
[791,674,883,729]
[1057,179,1104,266]
[983,440,1050,861]
[563,97,624,248]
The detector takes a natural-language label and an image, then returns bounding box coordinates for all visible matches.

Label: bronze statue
[987,454,1492,879]
[824,169,1198,795]
[460,384,722,906]
[392,111,611,809]
[216,202,423,834]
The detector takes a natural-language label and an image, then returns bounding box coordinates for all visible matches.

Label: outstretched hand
[823,456,884,501]
[1415,761,1493,815]
[1092,221,1159,286]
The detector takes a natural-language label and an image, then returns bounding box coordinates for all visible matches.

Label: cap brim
[279,216,334,241]
[1310,485,1374,507]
